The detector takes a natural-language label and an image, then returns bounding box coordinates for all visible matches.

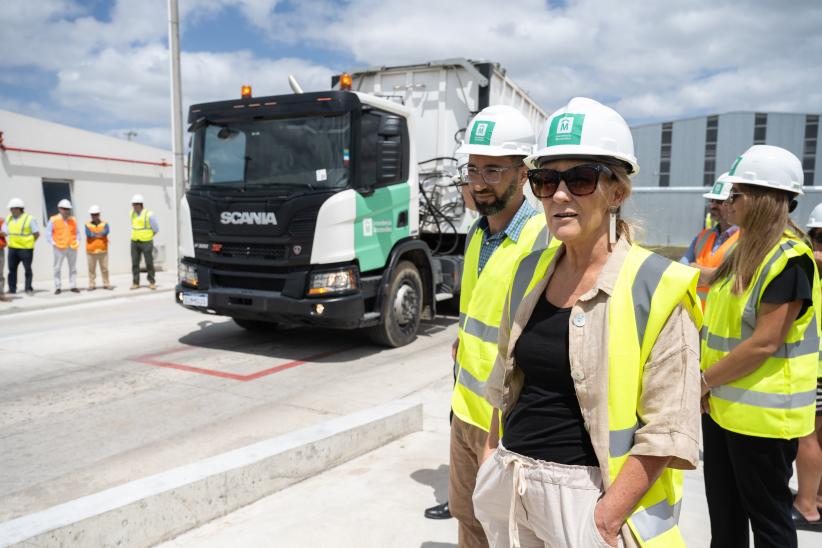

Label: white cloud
[2,0,821,144]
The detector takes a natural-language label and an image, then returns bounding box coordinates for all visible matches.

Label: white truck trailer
[175,58,547,346]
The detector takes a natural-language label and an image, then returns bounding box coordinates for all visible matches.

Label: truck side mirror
[378,115,401,137]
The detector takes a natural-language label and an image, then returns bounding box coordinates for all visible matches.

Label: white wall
[0,109,174,283]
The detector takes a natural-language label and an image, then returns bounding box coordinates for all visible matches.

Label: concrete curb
[0,399,423,547]
[0,287,174,316]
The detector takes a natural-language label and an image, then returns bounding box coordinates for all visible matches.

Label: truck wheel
[233,318,278,331]
[367,261,422,347]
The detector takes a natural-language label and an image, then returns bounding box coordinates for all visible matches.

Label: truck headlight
[307,268,358,296]
[178,262,199,287]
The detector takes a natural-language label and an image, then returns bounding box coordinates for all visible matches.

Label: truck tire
[233,318,278,331]
[367,261,423,347]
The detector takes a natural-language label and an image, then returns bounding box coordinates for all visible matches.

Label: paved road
[0,294,456,520]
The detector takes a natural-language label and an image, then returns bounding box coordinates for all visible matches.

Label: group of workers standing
[0,194,159,301]
[426,97,822,548]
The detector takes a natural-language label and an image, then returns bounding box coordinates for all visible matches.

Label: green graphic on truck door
[355,182,410,272]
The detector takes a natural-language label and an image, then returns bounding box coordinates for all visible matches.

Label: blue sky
[2,0,821,150]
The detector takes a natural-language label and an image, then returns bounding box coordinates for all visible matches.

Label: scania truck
[175,58,546,347]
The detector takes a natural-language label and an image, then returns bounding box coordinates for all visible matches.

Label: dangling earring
[609,206,618,245]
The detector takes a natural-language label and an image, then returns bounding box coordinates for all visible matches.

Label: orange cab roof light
[241,85,252,98]
[340,73,353,91]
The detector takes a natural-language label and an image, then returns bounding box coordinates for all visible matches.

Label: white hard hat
[88,205,101,215]
[57,199,73,209]
[807,203,822,228]
[702,173,732,200]
[7,197,25,209]
[131,194,145,204]
[526,97,639,174]
[721,145,804,195]
[456,105,534,157]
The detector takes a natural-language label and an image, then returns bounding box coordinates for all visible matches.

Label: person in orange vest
[46,199,82,294]
[680,174,739,307]
[85,205,112,290]
[0,215,9,302]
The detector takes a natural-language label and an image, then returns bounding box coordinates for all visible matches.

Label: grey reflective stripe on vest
[631,253,670,349]
[739,241,797,339]
[609,419,645,458]
[459,312,500,345]
[694,229,714,256]
[704,317,819,359]
[508,250,545,326]
[711,384,817,410]
[531,225,548,252]
[455,360,487,398]
[630,499,682,542]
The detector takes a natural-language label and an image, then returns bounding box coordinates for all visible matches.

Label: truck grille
[212,274,286,292]
[219,243,287,261]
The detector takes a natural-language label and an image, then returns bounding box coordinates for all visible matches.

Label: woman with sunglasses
[700,145,820,547]
[790,203,822,531]
[472,97,702,548]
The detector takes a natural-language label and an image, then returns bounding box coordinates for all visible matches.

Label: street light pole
[167,0,185,264]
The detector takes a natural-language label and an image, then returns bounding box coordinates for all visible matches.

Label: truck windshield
[189,114,351,190]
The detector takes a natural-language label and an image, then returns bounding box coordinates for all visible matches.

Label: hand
[451,338,459,362]
[593,501,620,547]
[701,394,711,414]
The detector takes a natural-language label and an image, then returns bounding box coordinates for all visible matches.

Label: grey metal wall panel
[766,113,805,159]
[631,124,661,187]
[716,112,754,174]
[623,187,822,247]
[670,117,707,186]
[816,121,822,187]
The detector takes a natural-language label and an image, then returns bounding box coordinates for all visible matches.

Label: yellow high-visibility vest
[452,213,551,432]
[702,234,820,439]
[506,243,701,547]
[131,209,154,242]
[6,214,35,249]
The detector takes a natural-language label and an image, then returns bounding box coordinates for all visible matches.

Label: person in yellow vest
[46,199,82,294]
[792,201,822,531]
[4,197,40,295]
[475,97,702,548]
[130,194,159,290]
[0,215,9,302]
[700,145,820,546]
[427,105,548,546]
[680,174,739,308]
[85,205,112,290]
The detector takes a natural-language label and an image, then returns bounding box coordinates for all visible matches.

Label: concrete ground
[0,290,456,522]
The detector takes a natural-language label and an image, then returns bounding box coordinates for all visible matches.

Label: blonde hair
[712,184,803,294]
[606,162,634,244]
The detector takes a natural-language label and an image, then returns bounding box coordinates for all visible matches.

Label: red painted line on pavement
[131,346,352,382]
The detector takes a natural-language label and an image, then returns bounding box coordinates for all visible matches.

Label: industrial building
[624,111,822,246]
[0,109,174,282]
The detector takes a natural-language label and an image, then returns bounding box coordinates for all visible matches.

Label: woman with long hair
[473,97,702,548]
[700,145,820,547]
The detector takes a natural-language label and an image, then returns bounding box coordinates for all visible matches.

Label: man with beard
[680,174,739,308]
[423,105,550,547]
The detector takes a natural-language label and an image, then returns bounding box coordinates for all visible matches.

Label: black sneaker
[424,502,452,520]
[55,289,62,295]
[70,288,80,293]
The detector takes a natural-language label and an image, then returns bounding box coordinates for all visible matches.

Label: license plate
[182,292,208,307]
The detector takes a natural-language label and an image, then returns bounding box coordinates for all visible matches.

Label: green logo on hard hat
[547,114,585,146]
[728,156,743,176]
[711,182,723,195]
[468,121,496,146]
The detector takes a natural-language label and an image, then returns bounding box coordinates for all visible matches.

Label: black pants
[7,248,34,293]
[130,240,155,284]
[702,414,798,548]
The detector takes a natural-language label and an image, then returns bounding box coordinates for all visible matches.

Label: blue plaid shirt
[477,200,539,275]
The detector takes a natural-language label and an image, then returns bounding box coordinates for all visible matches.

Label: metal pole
[167,0,185,264]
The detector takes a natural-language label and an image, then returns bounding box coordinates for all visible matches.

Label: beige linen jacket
[485,239,702,546]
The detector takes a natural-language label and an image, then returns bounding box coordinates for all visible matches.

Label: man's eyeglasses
[727,191,746,204]
[459,164,520,185]
[527,164,613,199]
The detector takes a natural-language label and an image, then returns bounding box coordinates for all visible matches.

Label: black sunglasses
[527,164,613,199]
